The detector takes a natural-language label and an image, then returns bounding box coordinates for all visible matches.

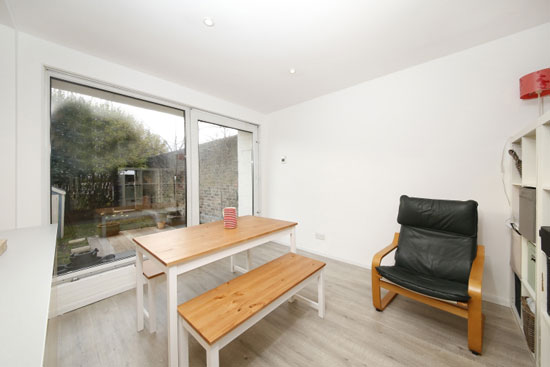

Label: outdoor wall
[199,135,238,223]
[263,23,550,306]
[2,30,264,231]
[0,24,16,231]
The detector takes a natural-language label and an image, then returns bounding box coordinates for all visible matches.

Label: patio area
[89,225,164,257]
[56,219,184,275]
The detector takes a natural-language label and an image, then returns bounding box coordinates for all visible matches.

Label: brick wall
[199,135,238,223]
[135,135,238,224]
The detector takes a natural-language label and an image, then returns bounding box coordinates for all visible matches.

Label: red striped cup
[223,207,237,229]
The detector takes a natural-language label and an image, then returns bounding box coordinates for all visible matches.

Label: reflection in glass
[50,79,186,274]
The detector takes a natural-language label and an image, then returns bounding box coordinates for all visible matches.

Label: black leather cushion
[395,226,477,284]
[376,265,470,302]
[397,195,478,237]
[395,196,478,284]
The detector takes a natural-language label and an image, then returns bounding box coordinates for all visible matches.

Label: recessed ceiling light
[289,68,296,74]
[203,17,215,27]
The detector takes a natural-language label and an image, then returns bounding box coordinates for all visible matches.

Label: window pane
[50,79,186,274]
[198,121,253,223]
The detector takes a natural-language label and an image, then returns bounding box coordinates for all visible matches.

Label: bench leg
[178,318,189,367]
[231,251,253,274]
[318,269,325,318]
[287,228,298,303]
[147,278,157,333]
[206,346,219,367]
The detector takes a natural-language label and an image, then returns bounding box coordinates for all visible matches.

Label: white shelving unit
[508,110,550,367]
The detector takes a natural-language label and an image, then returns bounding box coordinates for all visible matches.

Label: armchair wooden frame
[372,233,485,355]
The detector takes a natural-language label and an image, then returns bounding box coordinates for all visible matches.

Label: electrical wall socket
[314,233,325,240]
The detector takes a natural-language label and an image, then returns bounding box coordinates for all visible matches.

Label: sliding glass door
[49,76,259,279]
[191,110,259,225]
[50,78,188,275]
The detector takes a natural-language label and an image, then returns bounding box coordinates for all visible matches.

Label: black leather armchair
[372,195,484,355]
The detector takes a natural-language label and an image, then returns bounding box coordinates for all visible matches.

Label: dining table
[133,215,298,367]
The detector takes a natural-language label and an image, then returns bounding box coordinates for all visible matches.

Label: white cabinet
[0,225,57,366]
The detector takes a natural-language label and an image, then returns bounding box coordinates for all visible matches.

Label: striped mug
[223,207,237,229]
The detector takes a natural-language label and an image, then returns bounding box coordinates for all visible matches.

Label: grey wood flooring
[45,243,534,367]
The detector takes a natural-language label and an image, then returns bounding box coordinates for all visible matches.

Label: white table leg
[206,345,220,367]
[290,227,297,253]
[246,249,252,271]
[136,250,144,331]
[148,277,157,333]
[230,255,235,273]
[318,269,325,318]
[167,267,178,367]
[288,231,296,303]
[178,317,189,367]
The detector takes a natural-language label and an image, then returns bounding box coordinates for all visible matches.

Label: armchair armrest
[372,233,399,269]
[468,245,485,298]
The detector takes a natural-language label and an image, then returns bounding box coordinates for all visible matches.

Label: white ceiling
[2,0,549,113]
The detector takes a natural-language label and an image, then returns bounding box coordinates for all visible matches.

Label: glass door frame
[189,109,260,226]
[44,70,260,316]
[45,68,193,283]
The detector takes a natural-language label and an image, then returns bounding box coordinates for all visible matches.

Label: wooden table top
[133,216,297,267]
[177,253,326,345]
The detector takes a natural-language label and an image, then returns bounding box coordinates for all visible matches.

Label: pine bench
[140,251,254,334]
[177,253,326,367]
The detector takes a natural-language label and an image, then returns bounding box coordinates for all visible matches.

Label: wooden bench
[141,259,164,333]
[177,253,326,367]
[141,250,251,334]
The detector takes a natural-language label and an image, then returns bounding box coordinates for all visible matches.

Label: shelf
[521,278,536,299]
[525,128,537,138]
[521,135,537,186]
[543,311,550,328]
[542,190,550,228]
[512,181,522,186]
[540,110,550,126]
[511,126,537,144]
[540,124,550,187]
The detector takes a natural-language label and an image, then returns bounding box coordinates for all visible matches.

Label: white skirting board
[49,264,136,318]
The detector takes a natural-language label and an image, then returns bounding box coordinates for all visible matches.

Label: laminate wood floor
[45,243,534,367]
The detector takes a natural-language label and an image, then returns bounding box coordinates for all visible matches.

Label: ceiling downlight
[203,17,215,27]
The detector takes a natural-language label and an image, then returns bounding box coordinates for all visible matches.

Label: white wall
[0,30,265,230]
[2,21,549,307]
[0,24,16,231]
[263,23,550,306]
[238,131,254,216]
